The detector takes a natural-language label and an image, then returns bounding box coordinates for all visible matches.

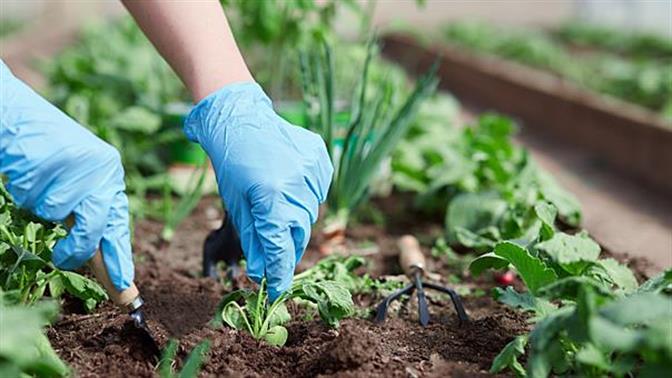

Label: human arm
[121,0,252,102]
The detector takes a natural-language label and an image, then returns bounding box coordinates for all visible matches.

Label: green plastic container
[162,102,208,166]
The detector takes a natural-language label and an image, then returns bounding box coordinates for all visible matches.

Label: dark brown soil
[47,196,650,377]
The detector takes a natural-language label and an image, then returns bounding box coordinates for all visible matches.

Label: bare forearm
[122,0,253,102]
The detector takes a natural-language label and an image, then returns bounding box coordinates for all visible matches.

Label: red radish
[495,270,516,285]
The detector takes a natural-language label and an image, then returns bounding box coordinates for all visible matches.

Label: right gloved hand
[184,82,333,301]
[0,60,134,291]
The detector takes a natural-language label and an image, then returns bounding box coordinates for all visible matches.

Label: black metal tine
[413,272,430,327]
[424,282,470,323]
[374,283,415,323]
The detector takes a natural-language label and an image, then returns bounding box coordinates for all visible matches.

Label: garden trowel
[89,250,162,358]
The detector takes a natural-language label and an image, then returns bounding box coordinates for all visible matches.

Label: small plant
[0,179,107,310]
[294,255,404,296]
[158,339,211,378]
[219,278,354,347]
[300,39,438,242]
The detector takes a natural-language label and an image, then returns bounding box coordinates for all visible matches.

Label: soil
[47,196,654,377]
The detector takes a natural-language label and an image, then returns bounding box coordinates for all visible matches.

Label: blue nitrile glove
[184,82,332,301]
[0,60,133,291]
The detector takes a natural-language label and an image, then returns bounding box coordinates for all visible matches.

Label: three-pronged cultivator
[375,235,469,326]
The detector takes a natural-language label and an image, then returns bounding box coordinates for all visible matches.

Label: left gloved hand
[184,82,332,301]
[0,60,134,291]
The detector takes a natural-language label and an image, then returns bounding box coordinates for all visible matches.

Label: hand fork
[374,235,469,326]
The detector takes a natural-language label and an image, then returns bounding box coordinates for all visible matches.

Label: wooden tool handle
[89,250,139,307]
[398,235,425,276]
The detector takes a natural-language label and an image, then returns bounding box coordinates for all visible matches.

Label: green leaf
[537,276,612,301]
[575,343,611,372]
[158,339,179,378]
[297,280,354,327]
[263,325,288,347]
[588,315,640,352]
[533,202,556,240]
[454,227,497,250]
[535,231,600,274]
[446,192,508,245]
[490,334,528,377]
[221,302,248,331]
[527,307,574,378]
[109,106,161,133]
[267,302,291,327]
[469,252,509,276]
[23,222,43,244]
[494,241,558,294]
[494,286,556,317]
[179,340,210,378]
[599,292,672,326]
[636,269,672,294]
[59,271,107,311]
[535,170,581,226]
[47,274,65,298]
[0,301,69,377]
[594,258,637,293]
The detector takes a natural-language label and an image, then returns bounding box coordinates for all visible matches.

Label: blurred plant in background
[221,0,365,98]
[443,21,672,121]
[45,18,195,223]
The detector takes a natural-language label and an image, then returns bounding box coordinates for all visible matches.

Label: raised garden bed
[381,34,672,195]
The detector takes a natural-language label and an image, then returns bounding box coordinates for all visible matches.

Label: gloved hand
[0,61,133,291]
[185,82,332,301]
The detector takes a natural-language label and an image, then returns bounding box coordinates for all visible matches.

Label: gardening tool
[89,251,161,358]
[375,235,469,326]
[202,211,244,281]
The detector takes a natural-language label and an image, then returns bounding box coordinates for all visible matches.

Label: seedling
[158,339,210,378]
[219,278,354,347]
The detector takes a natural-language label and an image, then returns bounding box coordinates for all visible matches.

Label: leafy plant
[442,21,672,121]
[219,277,354,347]
[392,111,581,251]
[469,202,671,377]
[300,39,438,234]
[293,254,403,296]
[0,299,69,377]
[553,22,672,60]
[221,0,363,97]
[45,17,205,222]
[0,179,107,310]
[158,339,211,378]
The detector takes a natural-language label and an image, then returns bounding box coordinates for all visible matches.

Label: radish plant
[469,202,672,377]
[299,40,437,240]
[218,278,353,347]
